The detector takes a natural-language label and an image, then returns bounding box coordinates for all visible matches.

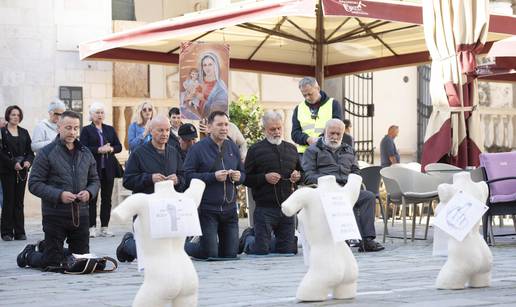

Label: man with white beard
[302,119,384,252]
[239,110,302,255]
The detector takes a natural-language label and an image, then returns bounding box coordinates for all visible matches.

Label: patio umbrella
[79,0,513,84]
[421,0,489,169]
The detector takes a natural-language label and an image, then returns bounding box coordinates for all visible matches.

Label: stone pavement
[1,217,516,307]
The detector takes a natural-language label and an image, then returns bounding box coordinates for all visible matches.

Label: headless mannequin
[112,179,206,307]
[282,174,362,301]
[435,172,492,289]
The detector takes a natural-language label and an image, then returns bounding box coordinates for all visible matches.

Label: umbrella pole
[315,0,324,85]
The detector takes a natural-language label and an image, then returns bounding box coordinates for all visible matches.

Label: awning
[79,0,515,80]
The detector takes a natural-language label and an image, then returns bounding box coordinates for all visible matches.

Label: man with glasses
[292,77,343,158]
[239,110,301,255]
[31,100,66,153]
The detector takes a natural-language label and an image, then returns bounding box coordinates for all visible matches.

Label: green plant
[229,95,264,146]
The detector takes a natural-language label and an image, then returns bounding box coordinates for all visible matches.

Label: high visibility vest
[296,98,333,153]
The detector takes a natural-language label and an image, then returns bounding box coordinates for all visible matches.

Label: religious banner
[179,42,230,121]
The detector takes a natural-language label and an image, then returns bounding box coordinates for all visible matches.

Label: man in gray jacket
[17,111,100,269]
[302,119,384,252]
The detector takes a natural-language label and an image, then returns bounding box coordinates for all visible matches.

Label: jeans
[246,206,296,255]
[89,169,115,227]
[27,214,89,269]
[185,209,239,259]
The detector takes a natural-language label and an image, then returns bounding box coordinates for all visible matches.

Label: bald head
[149,115,171,149]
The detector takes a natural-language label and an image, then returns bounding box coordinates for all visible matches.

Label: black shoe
[358,239,385,252]
[116,232,135,262]
[14,234,27,240]
[2,234,13,241]
[238,227,254,254]
[17,244,36,268]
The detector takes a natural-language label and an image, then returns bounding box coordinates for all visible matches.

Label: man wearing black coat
[18,111,100,269]
[240,111,301,255]
[117,115,185,262]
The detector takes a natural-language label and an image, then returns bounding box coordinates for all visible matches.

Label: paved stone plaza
[1,218,516,307]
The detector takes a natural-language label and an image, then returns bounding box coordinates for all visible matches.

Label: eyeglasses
[142,108,153,112]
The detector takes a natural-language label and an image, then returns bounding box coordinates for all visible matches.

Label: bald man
[302,119,384,252]
[123,115,185,194]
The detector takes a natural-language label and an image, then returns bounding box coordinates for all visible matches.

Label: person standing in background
[128,101,155,153]
[31,100,66,153]
[80,102,123,238]
[291,77,342,158]
[342,119,354,148]
[168,107,183,137]
[380,125,400,167]
[0,106,34,241]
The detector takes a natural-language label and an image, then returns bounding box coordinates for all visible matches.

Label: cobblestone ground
[1,217,516,307]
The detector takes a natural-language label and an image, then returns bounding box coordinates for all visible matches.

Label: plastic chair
[380,166,441,243]
[479,151,516,245]
[360,166,385,234]
[391,162,422,172]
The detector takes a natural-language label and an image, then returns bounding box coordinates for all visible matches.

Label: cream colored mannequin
[282,174,362,301]
[435,172,492,289]
[112,179,205,307]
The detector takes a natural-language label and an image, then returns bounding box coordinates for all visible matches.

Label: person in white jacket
[31,100,66,153]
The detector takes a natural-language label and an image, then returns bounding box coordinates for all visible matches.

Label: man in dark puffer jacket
[18,111,100,269]
[240,110,302,255]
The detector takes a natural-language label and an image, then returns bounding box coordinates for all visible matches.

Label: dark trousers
[89,169,115,227]
[354,190,377,239]
[247,206,296,255]
[0,172,27,237]
[185,209,239,259]
[27,214,89,269]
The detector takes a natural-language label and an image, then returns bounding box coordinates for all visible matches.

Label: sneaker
[238,227,254,254]
[17,244,36,268]
[116,232,135,262]
[358,239,385,252]
[89,227,97,238]
[99,227,115,237]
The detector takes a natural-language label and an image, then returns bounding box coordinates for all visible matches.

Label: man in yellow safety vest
[291,77,343,157]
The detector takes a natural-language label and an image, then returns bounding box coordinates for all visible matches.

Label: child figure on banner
[112,179,205,307]
[183,68,202,109]
[432,172,492,290]
[281,174,362,302]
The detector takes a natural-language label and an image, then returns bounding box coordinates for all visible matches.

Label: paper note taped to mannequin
[320,192,362,242]
[149,198,202,238]
[433,192,488,242]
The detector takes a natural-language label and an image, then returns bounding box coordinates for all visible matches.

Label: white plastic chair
[424,163,463,184]
[380,166,441,243]
[391,162,422,172]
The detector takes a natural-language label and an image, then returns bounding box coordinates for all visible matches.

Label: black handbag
[114,157,124,178]
[44,255,118,274]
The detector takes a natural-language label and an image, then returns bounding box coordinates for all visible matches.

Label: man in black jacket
[240,110,301,255]
[18,111,100,269]
[123,115,185,194]
[116,115,185,262]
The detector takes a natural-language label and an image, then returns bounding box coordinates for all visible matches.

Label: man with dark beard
[239,111,301,255]
[302,119,384,252]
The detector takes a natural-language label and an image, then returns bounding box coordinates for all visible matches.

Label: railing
[479,107,516,151]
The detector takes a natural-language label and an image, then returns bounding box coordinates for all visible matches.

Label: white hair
[88,102,105,121]
[149,115,171,129]
[48,99,66,112]
[262,110,283,127]
[325,119,345,130]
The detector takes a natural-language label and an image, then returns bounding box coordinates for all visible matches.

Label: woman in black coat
[80,102,122,238]
[0,105,34,241]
